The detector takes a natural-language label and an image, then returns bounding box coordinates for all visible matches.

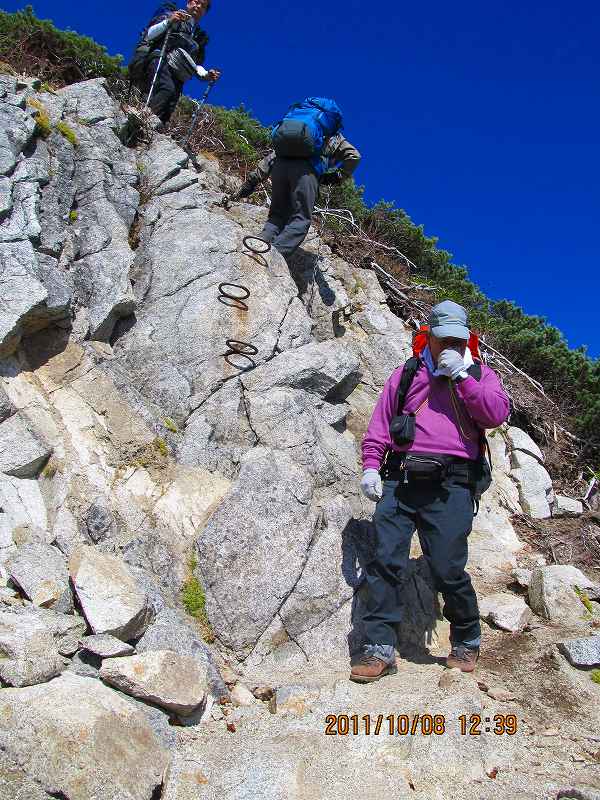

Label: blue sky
[5,1,599,356]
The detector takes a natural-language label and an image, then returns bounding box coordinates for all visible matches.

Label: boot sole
[349,664,398,684]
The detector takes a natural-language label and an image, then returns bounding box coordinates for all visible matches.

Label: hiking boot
[350,652,397,684]
[446,645,480,673]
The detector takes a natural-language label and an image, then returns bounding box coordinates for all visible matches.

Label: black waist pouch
[389,413,416,447]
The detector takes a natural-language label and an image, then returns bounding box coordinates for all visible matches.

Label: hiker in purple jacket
[351,300,510,683]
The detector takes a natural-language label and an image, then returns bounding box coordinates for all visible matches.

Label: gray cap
[429,300,470,340]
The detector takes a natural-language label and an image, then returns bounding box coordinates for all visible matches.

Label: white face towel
[422,345,473,377]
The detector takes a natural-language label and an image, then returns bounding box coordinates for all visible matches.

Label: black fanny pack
[380,451,492,508]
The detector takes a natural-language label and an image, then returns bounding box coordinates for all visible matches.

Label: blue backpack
[271,98,343,164]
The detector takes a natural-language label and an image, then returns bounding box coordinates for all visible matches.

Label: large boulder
[100,650,209,715]
[242,340,361,400]
[510,448,554,519]
[69,546,155,641]
[197,447,317,657]
[0,673,169,799]
[0,751,53,800]
[506,426,545,462]
[135,607,227,701]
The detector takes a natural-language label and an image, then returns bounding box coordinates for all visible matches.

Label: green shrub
[592,670,600,685]
[56,120,78,147]
[163,418,178,434]
[182,556,215,642]
[68,210,78,223]
[0,7,126,88]
[26,97,51,138]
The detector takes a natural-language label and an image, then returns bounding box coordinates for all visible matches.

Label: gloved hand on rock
[231,177,260,201]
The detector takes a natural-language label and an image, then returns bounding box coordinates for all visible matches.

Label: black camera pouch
[389,413,416,447]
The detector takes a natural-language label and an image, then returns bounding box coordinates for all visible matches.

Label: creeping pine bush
[0,6,126,89]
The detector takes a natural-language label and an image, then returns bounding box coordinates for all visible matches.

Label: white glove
[361,468,383,502]
[437,349,468,380]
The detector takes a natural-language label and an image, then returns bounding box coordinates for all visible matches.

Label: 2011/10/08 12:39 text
[324,714,518,736]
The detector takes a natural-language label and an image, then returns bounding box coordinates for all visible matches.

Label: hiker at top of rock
[352,300,511,684]
[129,0,221,125]
[232,98,361,259]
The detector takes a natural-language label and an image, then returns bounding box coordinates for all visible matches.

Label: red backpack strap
[412,325,429,357]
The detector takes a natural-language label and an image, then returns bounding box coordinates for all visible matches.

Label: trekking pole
[145,23,172,109]
[182,80,216,148]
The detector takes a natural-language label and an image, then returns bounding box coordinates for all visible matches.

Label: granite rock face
[1,69,597,800]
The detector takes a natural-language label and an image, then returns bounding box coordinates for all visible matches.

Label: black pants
[363,476,481,647]
[260,158,319,258]
[145,58,183,124]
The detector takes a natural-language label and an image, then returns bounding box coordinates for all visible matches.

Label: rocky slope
[0,74,599,800]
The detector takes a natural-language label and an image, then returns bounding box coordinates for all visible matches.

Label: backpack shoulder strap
[464,360,492,470]
[395,357,422,415]
[466,362,481,381]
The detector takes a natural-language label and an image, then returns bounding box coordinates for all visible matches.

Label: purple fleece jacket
[362,361,510,471]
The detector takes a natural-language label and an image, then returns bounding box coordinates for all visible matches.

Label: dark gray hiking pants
[146,57,183,124]
[260,158,319,258]
[363,475,481,650]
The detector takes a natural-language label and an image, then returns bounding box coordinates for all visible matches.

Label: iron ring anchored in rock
[218,284,257,370]
[218,282,251,311]
[242,236,271,268]
[218,237,271,371]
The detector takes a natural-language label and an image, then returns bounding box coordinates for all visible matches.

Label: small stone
[487,686,517,702]
[543,728,560,736]
[252,685,275,701]
[268,685,319,716]
[57,634,80,657]
[558,636,600,668]
[552,495,584,517]
[220,663,238,685]
[85,499,117,543]
[438,668,476,691]
[230,684,257,707]
[66,650,102,679]
[479,592,533,633]
[511,568,533,588]
[80,634,135,659]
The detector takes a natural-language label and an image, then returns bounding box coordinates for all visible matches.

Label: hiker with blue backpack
[352,301,510,684]
[232,98,361,258]
[129,0,221,125]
